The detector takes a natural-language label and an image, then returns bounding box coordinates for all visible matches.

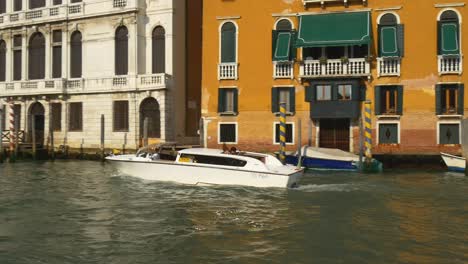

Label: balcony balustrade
[438,55,462,75]
[273,61,294,79]
[300,58,370,78]
[302,0,367,6]
[218,63,238,80]
[377,57,401,77]
[0,74,168,96]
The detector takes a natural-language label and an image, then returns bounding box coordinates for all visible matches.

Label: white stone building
[0,0,202,151]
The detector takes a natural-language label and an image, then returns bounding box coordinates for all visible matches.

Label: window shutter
[290,30,297,60]
[289,87,296,114]
[351,85,360,101]
[380,25,399,57]
[397,85,404,115]
[272,30,278,60]
[440,22,460,55]
[435,84,442,115]
[377,25,382,57]
[271,88,279,113]
[221,24,236,63]
[360,86,367,101]
[218,89,225,113]
[332,85,338,100]
[374,86,381,115]
[233,89,239,114]
[397,24,405,57]
[305,85,314,102]
[458,83,464,115]
[437,21,442,55]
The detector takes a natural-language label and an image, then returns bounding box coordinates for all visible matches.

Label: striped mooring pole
[9,99,15,161]
[364,101,373,162]
[279,102,287,163]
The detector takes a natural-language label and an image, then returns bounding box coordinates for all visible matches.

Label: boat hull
[285,155,357,171]
[441,152,466,172]
[107,158,303,188]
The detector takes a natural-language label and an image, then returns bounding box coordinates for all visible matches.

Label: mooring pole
[279,102,287,164]
[297,118,302,169]
[199,117,204,148]
[143,117,148,147]
[32,115,36,160]
[9,100,15,162]
[100,114,105,161]
[461,119,468,175]
[49,107,55,161]
[358,115,364,172]
[0,104,3,163]
[122,133,127,155]
[364,101,373,165]
[307,119,312,147]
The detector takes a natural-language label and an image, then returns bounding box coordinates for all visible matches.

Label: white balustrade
[300,58,370,77]
[273,61,294,79]
[377,57,401,77]
[113,0,127,8]
[139,73,166,88]
[438,55,462,74]
[218,63,238,80]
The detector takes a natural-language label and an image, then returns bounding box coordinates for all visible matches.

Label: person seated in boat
[230,147,238,154]
[222,143,230,154]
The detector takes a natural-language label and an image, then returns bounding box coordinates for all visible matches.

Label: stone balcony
[273,61,294,79]
[299,58,370,78]
[0,0,136,28]
[438,55,463,75]
[377,57,401,77]
[0,73,168,97]
[302,0,367,7]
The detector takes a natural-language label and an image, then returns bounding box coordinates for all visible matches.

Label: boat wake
[294,183,361,193]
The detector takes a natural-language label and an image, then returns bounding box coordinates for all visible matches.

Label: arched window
[115,26,128,75]
[275,19,292,31]
[140,97,160,138]
[438,10,460,55]
[220,22,237,63]
[378,13,403,58]
[152,26,165,74]
[70,31,82,78]
[272,19,295,62]
[28,32,45,80]
[0,40,6,81]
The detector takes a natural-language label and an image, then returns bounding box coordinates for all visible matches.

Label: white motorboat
[106,147,304,188]
[441,152,465,172]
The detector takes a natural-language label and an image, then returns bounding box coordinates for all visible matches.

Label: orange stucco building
[201,0,466,155]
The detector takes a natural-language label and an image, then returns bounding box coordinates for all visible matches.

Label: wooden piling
[461,119,468,175]
[278,102,287,163]
[122,133,127,154]
[307,119,312,147]
[32,114,36,160]
[100,114,105,161]
[9,100,16,162]
[297,118,302,169]
[143,117,148,147]
[0,104,3,163]
[49,104,55,161]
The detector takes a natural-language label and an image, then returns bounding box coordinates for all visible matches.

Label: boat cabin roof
[178,148,269,158]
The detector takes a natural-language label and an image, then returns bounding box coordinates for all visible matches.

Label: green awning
[296,12,371,47]
[440,22,459,55]
[273,32,292,61]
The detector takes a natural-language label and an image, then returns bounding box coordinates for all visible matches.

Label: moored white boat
[106,147,304,188]
[441,152,465,172]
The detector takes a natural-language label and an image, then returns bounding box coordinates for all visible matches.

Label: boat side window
[179,154,247,167]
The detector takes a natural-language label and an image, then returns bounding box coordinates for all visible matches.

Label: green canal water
[0,161,467,264]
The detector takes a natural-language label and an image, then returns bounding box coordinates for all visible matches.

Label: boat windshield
[178,154,247,167]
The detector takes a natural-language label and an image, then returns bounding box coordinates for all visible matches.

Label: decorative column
[22,0,28,11]
[127,18,138,77]
[21,29,27,81]
[44,27,51,79]
[5,34,12,82]
[61,26,68,79]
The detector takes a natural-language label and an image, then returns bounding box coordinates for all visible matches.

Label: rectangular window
[52,30,62,79]
[14,0,22,11]
[0,0,6,14]
[381,87,397,114]
[113,101,129,132]
[439,123,460,144]
[218,88,238,115]
[338,84,352,100]
[218,123,237,144]
[13,35,22,81]
[53,0,62,5]
[316,85,332,101]
[272,87,295,114]
[278,89,291,112]
[70,0,82,3]
[303,47,322,60]
[378,123,399,144]
[51,103,61,131]
[441,85,458,114]
[274,123,293,144]
[68,102,82,131]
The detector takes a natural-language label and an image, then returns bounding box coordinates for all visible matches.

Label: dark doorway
[319,118,350,151]
[28,102,45,146]
[139,97,161,139]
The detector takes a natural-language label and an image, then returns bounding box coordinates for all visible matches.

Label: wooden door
[319,119,350,151]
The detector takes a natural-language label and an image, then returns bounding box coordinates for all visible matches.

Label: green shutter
[437,21,442,55]
[305,85,316,101]
[272,30,279,60]
[380,25,399,57]
[360,86,367,101]
[218,89,226,113]
[273,32,292,61]
[435,84,442,115]
[289,87,296,114]
[221,26,236,63]
[290,30,297,60]
[233,89,239,114]
[458,83,464,115]
[375,86,381,115]
[351,85,359,101]
[397,85,404,115]
[397,24,404,57]
[332,85,338,100]
[379,124,398,144]
[439,124,460,144]
[271,88,279,113]
[440,22,460,55]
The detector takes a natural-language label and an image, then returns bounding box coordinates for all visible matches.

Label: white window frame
[437,120,461,145]
[218,20,239,64]
[273,121,295,145]
[217,122,238,144]
[376,120,400,144]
